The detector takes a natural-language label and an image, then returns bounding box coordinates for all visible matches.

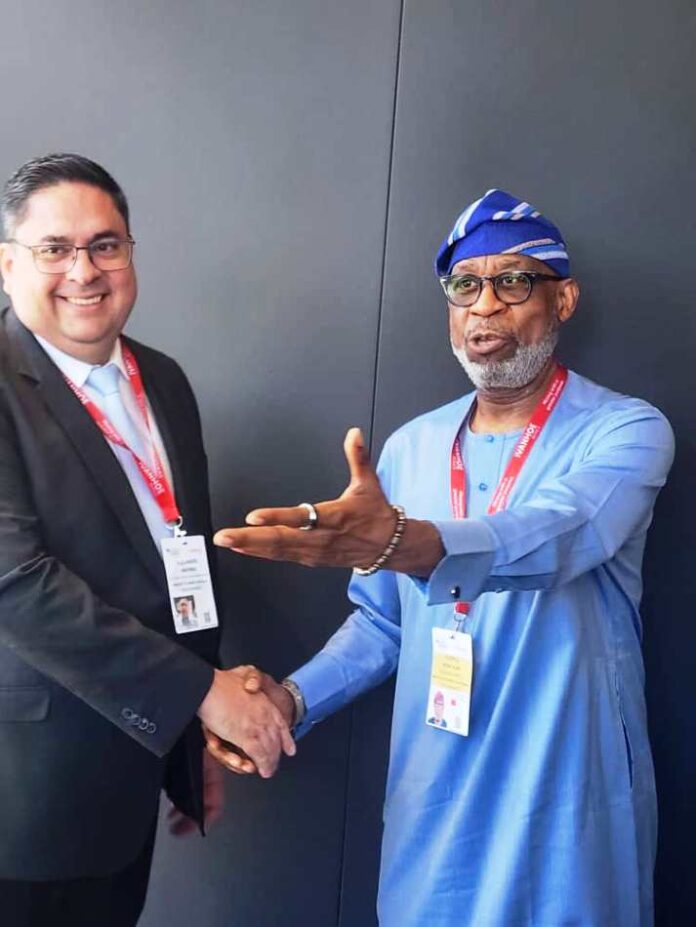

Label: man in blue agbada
[211,190,674,926]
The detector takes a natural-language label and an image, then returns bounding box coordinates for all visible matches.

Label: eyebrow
[451,259,530,274]
[37,230,124,244]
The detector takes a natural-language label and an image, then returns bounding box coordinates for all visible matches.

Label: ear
[556,277,579,323]
[0,242,14,296]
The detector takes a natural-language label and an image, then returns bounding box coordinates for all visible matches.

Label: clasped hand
[203,667,293,776]
[197,666,295,779]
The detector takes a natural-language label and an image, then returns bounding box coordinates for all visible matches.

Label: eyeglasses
[439,271,564,307]
[8,238,135,274]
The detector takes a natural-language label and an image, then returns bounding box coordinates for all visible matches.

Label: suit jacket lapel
[6,311,166,587]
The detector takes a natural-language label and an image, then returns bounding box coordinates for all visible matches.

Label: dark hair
[1,153,130,237]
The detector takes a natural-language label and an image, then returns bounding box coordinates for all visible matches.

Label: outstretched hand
[214,428,397,569]
[213,428,444,576]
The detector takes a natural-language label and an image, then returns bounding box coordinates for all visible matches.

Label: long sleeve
[424,403,674,603]
[292,565,401,733]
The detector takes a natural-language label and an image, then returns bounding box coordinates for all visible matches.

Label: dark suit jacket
[0,307,219,880]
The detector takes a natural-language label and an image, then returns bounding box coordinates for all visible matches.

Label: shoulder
[122,335,197,399]
[123,335,186,380]
[550,370,675,486]
[563,369,674,447]
[0,307,26,377]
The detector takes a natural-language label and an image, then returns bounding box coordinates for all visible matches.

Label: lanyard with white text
[450,363,568,617]
[64,345,184,532]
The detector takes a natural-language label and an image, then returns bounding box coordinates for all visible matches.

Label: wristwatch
[280,678,306,727]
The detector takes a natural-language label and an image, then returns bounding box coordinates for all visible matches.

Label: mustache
[466,326,518,341]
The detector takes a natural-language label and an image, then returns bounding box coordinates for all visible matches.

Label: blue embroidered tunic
[293,371,674,926]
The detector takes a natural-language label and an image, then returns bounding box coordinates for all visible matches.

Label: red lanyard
[450,364,568,615]
[64,346,182,527]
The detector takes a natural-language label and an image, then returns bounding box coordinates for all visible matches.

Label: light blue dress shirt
[292,370,674,927]
[35,336,173,547]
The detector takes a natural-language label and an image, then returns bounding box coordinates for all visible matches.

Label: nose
[468,278,507,317]
[65,247,102,286]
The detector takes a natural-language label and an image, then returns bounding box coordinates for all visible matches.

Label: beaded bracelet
[354,505,407,576]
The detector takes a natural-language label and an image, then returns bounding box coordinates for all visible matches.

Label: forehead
[450,253,552,275]
[15,182,126,239]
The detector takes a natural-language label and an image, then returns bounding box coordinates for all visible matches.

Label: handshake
[197,665,298,779]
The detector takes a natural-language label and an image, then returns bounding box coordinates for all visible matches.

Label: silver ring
[298,502,319,531]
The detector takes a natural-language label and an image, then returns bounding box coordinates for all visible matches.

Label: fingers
[200,676,297,778]
[244,732,281,778]
[231,664,264,693]
[244,505,316,528]
[241,701,296,777]
[205,735,257,775]
[343,427,370,484]
[203,756,225,827]
[228,705,292,779]
[280,722,297,757]
[266,701,296,757]
[203,726,257,775]
[214,524,292,554]
[167,805,198,836]
[204,795,225,828]
[213,524,325,564]
[199,671,296,778]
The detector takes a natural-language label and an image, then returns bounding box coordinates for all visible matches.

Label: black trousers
[0,823,157,927]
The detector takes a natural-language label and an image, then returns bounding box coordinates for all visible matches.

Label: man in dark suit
[0,153,294,926]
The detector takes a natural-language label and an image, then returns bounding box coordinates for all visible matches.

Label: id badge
[426,627,473,736]
[161,535,219,634]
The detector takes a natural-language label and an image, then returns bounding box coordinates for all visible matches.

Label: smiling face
[0,181,137,363]
[447,253,578,390]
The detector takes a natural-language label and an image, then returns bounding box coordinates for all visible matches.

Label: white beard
[451,327,559,390]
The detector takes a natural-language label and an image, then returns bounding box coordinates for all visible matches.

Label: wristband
[354,505,407,577]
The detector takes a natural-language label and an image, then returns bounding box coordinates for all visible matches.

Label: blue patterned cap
[435,189,569,277]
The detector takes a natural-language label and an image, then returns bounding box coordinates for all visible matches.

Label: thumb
[242,669,264,693]
[343,427,376,490]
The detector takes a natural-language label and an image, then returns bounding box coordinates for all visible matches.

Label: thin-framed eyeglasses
[439,271,565,308]
[7,238,135,274]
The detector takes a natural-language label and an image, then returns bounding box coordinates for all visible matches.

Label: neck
[470,357,557,434]
[39,333,116,366]
[70,343,115,365]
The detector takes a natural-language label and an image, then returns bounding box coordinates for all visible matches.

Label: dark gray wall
[1,1,693,925]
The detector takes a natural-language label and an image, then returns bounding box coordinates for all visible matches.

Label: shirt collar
[34,335,125,388]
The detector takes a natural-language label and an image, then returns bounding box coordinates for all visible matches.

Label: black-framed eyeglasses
[7,238,135,274]
[439,271,565,308]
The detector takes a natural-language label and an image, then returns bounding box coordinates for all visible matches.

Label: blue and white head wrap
[435,189,569,278]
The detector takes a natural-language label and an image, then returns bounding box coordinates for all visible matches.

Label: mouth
[466,331,515,357]
[57,294,107,307]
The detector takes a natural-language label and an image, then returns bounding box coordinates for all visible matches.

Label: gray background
[1,1,694,924]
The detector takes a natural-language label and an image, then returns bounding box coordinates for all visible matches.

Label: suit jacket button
[121,708,135,721]
[139,718,149,731]
[449,586,460,599]
[147,722,157,734]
